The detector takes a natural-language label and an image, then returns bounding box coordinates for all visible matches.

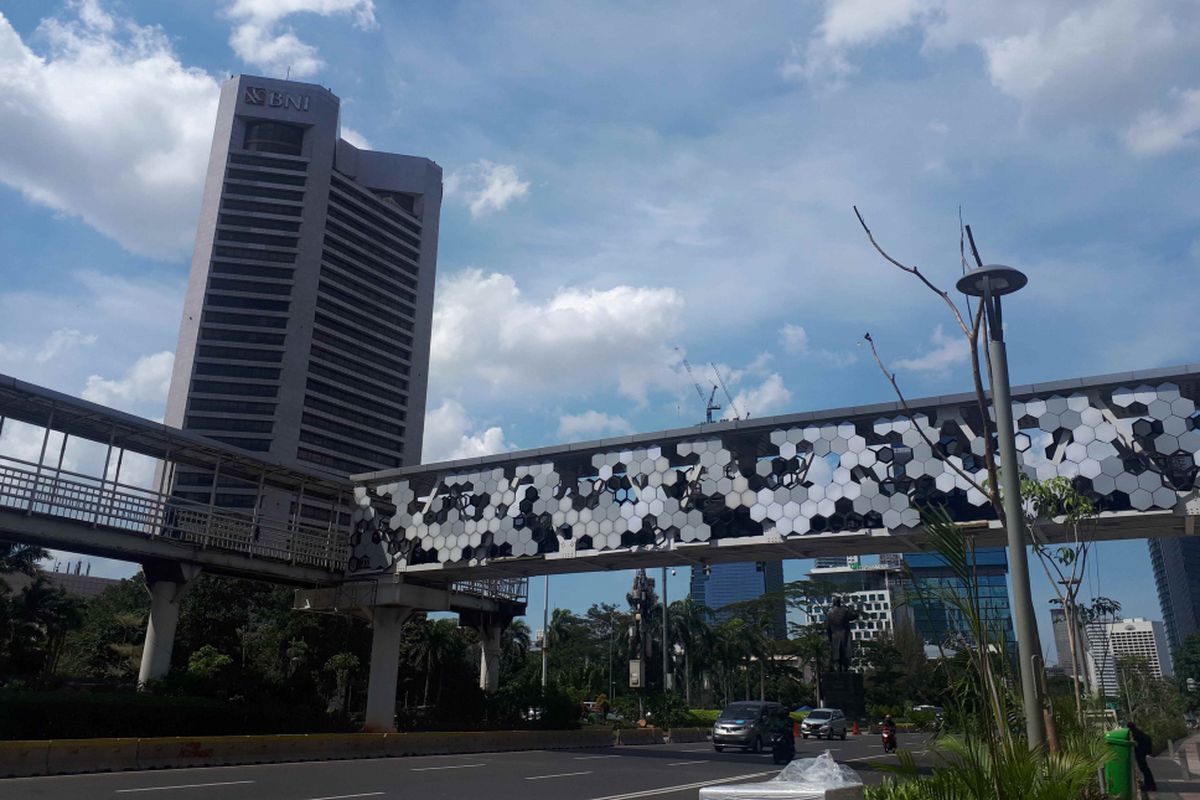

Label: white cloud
[779,324,810,355]
[35,329,97,363]
[722,373,791,420]
[1124,89,1200,156]
[444,160,530,218]
[224,0,376,78]
[892,324,970,375]
[82,351,174,411]
[430,269,683,403]
[422,399,514,462]
[340,125,371,149]
[557,410,633,441]
[0,4,220,258]
[788,0,1200,153]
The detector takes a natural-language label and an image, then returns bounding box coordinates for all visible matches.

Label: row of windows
[226,167,306,187]
[185,415,275,433]
[188,397,277,415]
[216,229,299,250]
[314,311,412,360]
[331,172,421,237]
[194,362,280,380]
[328,187,421,252]
[211,261,293,281]
[324,227,419,285]
[219,213,301,233]
[298,429,399,468]
[303,394,405,436]
[213,245,296,264]
[191,379,279,397]
[203,310,288,329]
[310,345,406,393]
[307,360,405,403]
[322,246,417,298]
[207,293,290,313]
[296,446,375,476]
[327,200,420,256]
[208,435,272,452]
[196,344,283,363]
[222,198,303,218]
[228,152,307,172]
[200,326,286,346]
[301,412,403,451]
[310,327,409,375]
[173,471,261,491]
[317,293,412,346]
[320,260,416,312]
[209,276,292,296]
[306,378,405,416]
[223,182,304,204]
[326,218,418,275]
[318,280,413,333]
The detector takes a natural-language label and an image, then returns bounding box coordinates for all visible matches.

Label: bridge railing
[449,577,529,605]
[0,452,347,572]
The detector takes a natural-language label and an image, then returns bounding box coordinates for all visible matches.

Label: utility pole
[662,566,669,691]
[541,575,550,690]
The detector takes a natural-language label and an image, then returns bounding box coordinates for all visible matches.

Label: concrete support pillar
[137,562,200,688]
[364,606,412,732]
[479,622,502,692]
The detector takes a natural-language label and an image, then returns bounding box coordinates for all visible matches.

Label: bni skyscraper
[165,75,441,510]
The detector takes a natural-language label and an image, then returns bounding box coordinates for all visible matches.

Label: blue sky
[1,0,1198,664]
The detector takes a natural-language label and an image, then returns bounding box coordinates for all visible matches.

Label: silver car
[712,701,786,753]
[799,708,847,740]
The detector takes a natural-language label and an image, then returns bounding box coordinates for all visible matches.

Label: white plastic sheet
[698,751,865,800]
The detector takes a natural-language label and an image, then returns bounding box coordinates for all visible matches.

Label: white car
[799,708,848,740]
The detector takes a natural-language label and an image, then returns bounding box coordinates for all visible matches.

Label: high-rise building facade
[1148,538,1200,656]
[1051,606,1087,679]
[903,547,1014,650]
[165,75,441,512]
[803,562,914,644]
[690,561,786,639]
[1085,617,1173,696]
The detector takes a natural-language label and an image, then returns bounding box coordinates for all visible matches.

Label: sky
[1,0,1199,664]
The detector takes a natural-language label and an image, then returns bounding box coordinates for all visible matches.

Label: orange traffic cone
[853,721,860,736]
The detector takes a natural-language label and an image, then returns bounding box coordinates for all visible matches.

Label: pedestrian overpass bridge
[2,365,1198,731]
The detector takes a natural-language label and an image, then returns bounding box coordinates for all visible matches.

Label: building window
[243,121,305,156]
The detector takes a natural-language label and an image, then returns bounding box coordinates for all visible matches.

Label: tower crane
[710,362,745,420]
[675,348,720,423]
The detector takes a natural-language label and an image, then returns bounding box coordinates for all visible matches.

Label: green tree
[324,652,360,715]
[1173,634,1200,711]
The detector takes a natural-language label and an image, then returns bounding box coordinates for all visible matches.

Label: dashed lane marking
[526,770,593,781]
[116,781,255,793]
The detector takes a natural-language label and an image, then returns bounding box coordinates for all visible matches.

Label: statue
[824,597,859,672]
[626,569,655,662]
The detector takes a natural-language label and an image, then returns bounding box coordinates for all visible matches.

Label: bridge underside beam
[0,510,337,587]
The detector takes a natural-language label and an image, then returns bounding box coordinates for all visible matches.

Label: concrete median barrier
[616,728,665,746]
[0,740,50,778]
[667,727,710,744]
[45,738,139,774]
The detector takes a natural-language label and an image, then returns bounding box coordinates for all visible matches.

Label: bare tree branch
[862,333,991,498]
[854,205,971,336]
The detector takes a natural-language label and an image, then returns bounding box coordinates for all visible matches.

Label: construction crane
[675,348,720,423]
[710,362,745,420]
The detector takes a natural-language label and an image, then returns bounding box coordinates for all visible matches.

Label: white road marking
[300,794,385,800]
[679,748,713,752]
[526,770,593,780]
[410,763,487,771]
[584,770,777,800]
[574,754,621,760]
[116,781,255,793]
[666,760,705,766]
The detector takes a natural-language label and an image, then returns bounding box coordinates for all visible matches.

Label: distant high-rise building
[814,555,856,569]
[1085,618,1173,696]
[690,561,786,639]
[804,562,913,644]
[1148,538,1200,656]
[903,547,1014,650]
[165,75,441,515]
[1050,606,1087,679]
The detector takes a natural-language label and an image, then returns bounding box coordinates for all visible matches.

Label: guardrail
[0,453,348,572]
[450,577,529,605]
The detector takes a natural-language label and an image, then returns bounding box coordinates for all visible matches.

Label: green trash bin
[1104,727,1134,800]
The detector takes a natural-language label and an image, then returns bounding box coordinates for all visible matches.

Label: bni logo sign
[243,86,311,111]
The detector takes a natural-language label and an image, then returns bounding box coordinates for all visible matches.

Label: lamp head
[955,264,1027,298]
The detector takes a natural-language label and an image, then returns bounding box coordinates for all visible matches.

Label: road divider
[0,726,694,777]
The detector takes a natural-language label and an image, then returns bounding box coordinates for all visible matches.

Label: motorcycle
[770,731,796,765]
[881,728,897,754]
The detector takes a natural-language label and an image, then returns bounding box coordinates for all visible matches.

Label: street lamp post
[956,263,1046,750]
[662,566,669,692]
[541,575,549,690]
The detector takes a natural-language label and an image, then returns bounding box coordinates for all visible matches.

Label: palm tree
[501,619,532,676]
[412,618,462,705]
[0,543,50,576]
[669,597,713,706]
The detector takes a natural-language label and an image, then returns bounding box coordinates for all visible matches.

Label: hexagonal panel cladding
[1164,416,1189,436]
[1133,385,1158,405]
[1138,470,1163,491]
[1079,459,1102,479]
[1152,487,1178,508]
[1091,474,1116,495]
[770,430,787,446]
[1172,397,1196,416]
[1129,488,1154,510]
[881,509,903,529]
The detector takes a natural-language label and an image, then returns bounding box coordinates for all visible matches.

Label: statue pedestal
[818,671,865,719]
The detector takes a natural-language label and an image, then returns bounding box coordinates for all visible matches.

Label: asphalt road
[0,733,931,800]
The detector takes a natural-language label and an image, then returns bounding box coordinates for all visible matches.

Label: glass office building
[903,547,1015,650]
[1148,538,1200,656]
[690,561,787,639]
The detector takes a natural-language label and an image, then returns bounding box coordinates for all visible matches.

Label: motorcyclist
[881,714,897,753]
